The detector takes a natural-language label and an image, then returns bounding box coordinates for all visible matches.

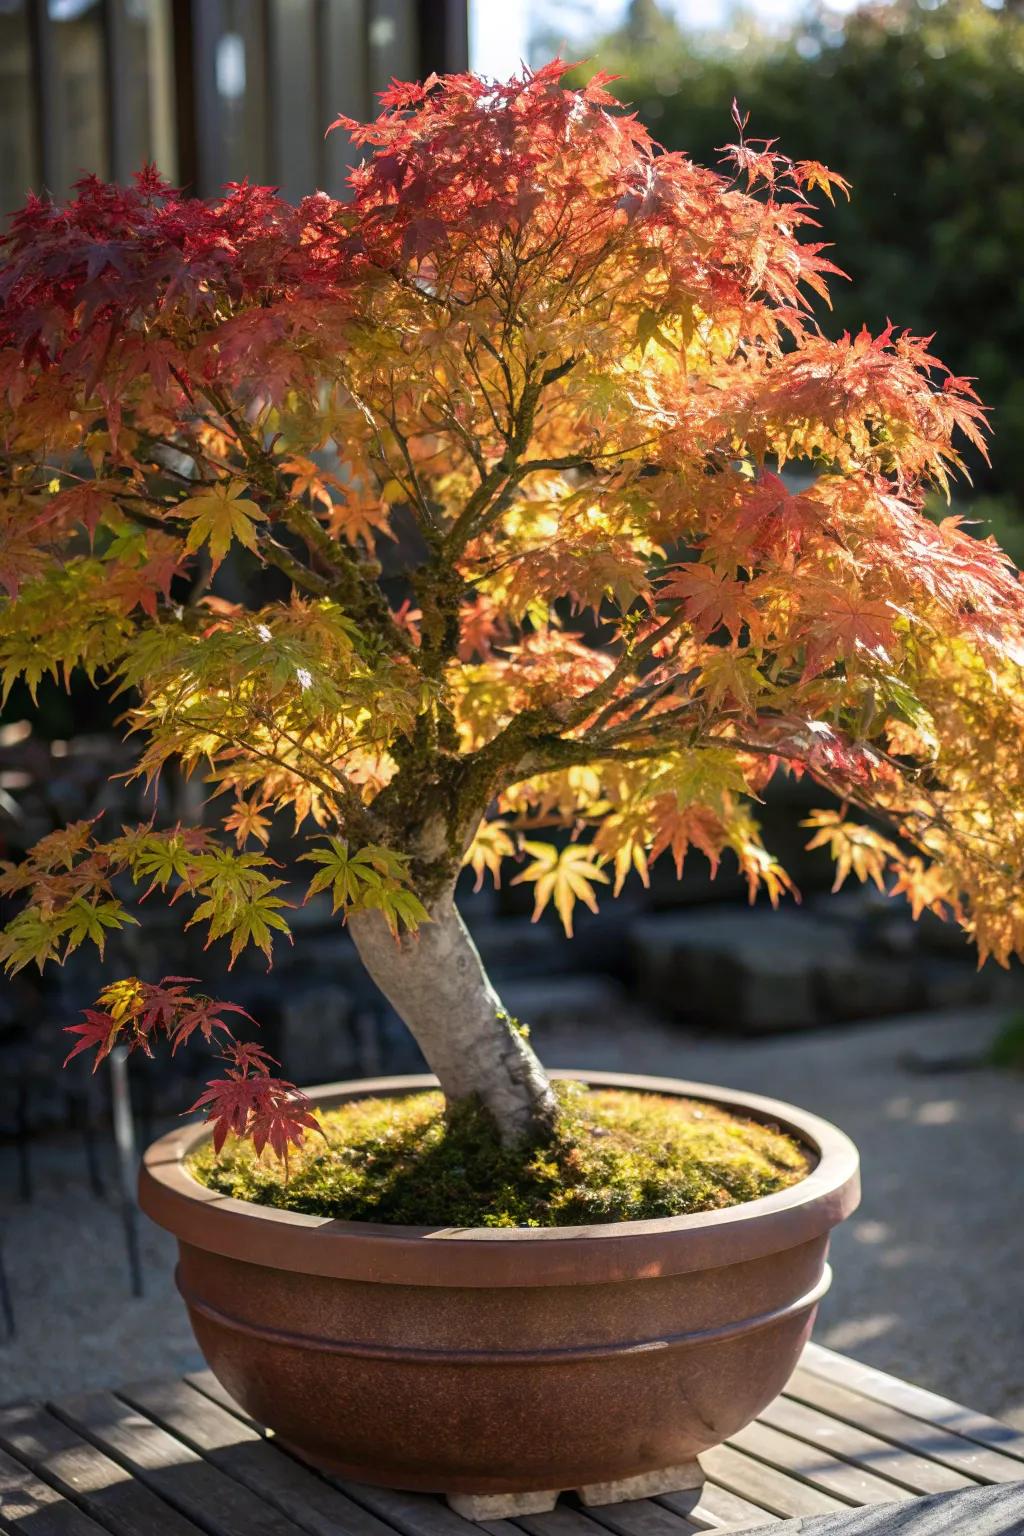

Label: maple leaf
[512,842,610,937]
[0,907,66,973]
[97,975,192,1046]
[728,471,825,560]
[298,839,427,932]
[171,995,255,1052]
[795,161,852,204]
[224,798,273,848]
[280,455,343,513]
[63,1010,122,1070]
[180,480,267,571]
[324,489,394,551]
[188,1074,264,1155]
[659,563,764,644]
[191,888,293,967]
[249,1090,324,1161]
[188,1041,321,1159]
[123,831,203,896]
[801,590,896,678]
[463,818,516,891]
[649,799,728,880]
[803,809,902,893]
[889,857,960,924]
[59,897,138,960]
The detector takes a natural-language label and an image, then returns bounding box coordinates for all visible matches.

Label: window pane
[269,0,318,202]
[110,0,177,183]
[0,1,38,218]
[49,0,109,197]
[219,0,270,183]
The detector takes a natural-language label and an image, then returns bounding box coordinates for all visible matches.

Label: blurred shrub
[582,0,1024,503]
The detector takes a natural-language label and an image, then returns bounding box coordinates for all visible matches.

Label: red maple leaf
[249,1087,323,1160]
[801,589,895,677]
[169,994,254,1052]
[660,563,764,644]
[188,1073,266,1154]
[188,1040,320,1158]
[63,1010,121,1070]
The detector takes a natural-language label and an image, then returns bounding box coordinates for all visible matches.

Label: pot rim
[139,1071,859,1287]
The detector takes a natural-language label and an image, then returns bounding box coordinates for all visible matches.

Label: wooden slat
[186,1371,550,1536]
[186,1370,681,1536]
[26,1345,1023,1536]
[0,1402,203,1536]
[799,1345,1024,1463]
[699,1446,846,1521]
[728,1480,1024,1534]
[727,1423,911,1510]
[0,1442,110,1536]
[574,1495,700,1536]
[658,1482,779,1530]
[120,1376,397,1536]
[335,1479,519,1536]
[518,1506,628,1536]
[51,1390,311,1536]
[183,1368,266,1430]
[758,1396,972,1497]
[784,1367,1024,1485]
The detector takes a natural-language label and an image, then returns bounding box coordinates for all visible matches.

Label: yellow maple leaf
[180,479,267,570]
[512,841,610,937]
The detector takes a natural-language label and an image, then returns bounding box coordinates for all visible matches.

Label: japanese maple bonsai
[0,62,1017,1504]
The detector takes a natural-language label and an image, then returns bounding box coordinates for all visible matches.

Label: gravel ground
[1,1005,1021,1426]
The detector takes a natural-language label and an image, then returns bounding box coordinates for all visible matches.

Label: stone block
[629,908,830,1030]
[498,974,626,1027]
[466,918,566,978]
[629,907,926,1031]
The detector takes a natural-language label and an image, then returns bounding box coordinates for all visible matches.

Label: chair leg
[15,1078,31,1203]
[82,1079,107,1200]
[109,1047,144,1298]
[0,1232,14,1341]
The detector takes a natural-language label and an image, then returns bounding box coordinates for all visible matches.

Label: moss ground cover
[189,1083,811,1227]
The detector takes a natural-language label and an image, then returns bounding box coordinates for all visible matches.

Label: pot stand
[447,1461,705,1520]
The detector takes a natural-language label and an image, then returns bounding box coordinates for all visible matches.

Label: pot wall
[140,1072,860,1496]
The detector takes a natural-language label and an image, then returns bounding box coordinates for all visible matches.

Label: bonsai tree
[2,63,1022,1156]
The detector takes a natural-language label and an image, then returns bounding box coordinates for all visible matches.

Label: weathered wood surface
[734,1481,1024,1533]
[1,1345,1022,1535]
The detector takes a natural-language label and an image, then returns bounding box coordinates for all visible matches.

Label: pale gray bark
[347,892,558,1145]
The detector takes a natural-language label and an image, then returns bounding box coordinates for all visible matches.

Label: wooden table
[2,1343,1023,1535]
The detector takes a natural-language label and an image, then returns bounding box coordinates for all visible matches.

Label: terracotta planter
[139,1070,859,1503]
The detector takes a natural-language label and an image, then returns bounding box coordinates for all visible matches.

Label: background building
[0,0,468,215]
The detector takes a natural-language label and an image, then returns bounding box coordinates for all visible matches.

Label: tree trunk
[347,891,558,1146]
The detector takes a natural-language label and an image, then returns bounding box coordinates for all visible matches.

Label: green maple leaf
[299,839,428,933]
[360,882,430,937]
[58,897,138,959]
[180,479,267,571]
[127,833,199,893]
[0,632,53,704]
[0,906,65,973]
[190,888,292,967]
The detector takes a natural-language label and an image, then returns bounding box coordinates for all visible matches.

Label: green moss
[189,1083,811,1228]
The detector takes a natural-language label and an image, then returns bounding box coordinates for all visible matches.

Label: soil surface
[1,1004,1021,1427]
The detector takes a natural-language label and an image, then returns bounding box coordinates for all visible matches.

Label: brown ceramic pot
[139,1070,859,1498]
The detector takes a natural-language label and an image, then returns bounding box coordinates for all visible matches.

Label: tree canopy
[582,0,1024,510]
[2,61,1023,1150]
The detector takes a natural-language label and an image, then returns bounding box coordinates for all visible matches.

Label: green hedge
[579,0,1024,504]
